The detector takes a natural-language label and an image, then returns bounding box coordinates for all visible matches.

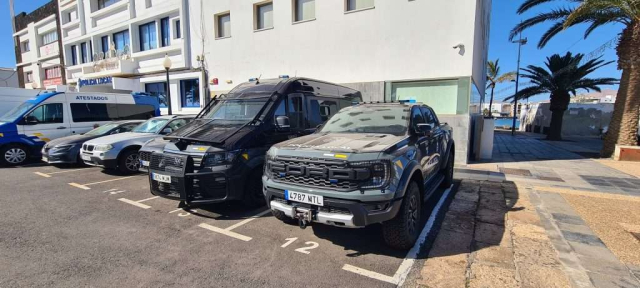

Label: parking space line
[224,210,270,231]
[68,176,139,190]
[83,176,138,186]
[117,198,152,209]
[341,185,454,286]
[69,183,91,190]
[196,209,269,241]
[342,264,397,284]
[136,196,159,203]
[198,223,253,242]
[35,168,92,178]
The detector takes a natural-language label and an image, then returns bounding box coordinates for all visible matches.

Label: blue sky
[0,0,623,102]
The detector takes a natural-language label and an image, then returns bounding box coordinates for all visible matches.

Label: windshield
[201,98,269,123]
[132,119,168,134]
[320,105,410,136]
[85,123,120,136]
[0,102,36,122]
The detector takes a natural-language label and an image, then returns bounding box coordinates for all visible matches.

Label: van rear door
[19,102,70,144]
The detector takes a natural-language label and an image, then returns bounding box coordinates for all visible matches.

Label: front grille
[139,151,151,163]
[150,153,186,172]
[151,176,182,198]
[269,156,361,191]
[82,144,94,152]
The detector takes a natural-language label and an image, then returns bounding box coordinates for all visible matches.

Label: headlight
[52,144,74,152]
[203,150,240,168]
[351,160,392,189]
[94,144,113,152]
[266,147,277,160]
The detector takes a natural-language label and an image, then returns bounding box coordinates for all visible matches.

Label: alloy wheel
[125,154,140,172]
[407,194,418,235]
[5,148,27,164]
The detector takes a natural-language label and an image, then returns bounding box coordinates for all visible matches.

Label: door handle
[57,126,67,129]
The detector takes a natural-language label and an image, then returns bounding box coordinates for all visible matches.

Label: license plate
[152,173,171,184]
[285,190,324,206]
[81,155,91,161]
[140,160,150,167]
[42,156,48,163]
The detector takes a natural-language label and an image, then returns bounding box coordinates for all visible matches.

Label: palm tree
[510,0,640,156]
[505,52,617,141]
[486,59,516,117]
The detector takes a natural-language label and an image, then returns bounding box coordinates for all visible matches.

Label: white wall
[0,70,20,88]
[189,0,486,93]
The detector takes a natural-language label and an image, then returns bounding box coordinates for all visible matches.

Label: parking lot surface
[0,163,453,287]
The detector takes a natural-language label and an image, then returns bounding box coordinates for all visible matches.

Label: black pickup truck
[263,101,454,249]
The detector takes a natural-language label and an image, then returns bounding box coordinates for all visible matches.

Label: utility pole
[511,29,527,136]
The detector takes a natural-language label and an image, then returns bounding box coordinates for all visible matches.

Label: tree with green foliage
[486,59,516,118]
[510,0,640,155]
[505,52,617,140]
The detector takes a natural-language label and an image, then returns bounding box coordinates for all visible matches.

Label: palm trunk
[601,22,640,157]
[489,85,495,117]
[547,110,565,141]
[547,92,569,141]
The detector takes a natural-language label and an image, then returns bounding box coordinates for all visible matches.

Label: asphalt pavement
[0,162,454,287]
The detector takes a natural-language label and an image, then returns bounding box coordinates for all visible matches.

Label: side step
[423,174,445,202]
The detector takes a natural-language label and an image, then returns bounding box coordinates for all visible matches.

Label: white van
[0,91,160,166]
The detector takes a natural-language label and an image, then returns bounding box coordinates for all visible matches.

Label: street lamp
[163,54,173,115]
[511,33,527,136]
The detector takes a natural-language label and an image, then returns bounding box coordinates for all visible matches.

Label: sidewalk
[413,132,640,288]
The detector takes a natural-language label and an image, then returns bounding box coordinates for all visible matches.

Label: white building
[59,0,204,115]
[189,0,492,163]
[0,68,20,88]
[13,1,65,90]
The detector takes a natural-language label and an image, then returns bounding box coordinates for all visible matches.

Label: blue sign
[79,77,113,88]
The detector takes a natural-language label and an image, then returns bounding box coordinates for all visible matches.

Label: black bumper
[264,186,403,227]
[42,149,79,164]
[149,167,249,205]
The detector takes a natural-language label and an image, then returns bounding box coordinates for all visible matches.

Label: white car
[80,115,193,173]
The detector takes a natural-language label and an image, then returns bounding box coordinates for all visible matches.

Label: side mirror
[416,123,433,136]
[109,129,120,135]
[24,116,39,125]
[275,116,291,132]
[161,128,173,135]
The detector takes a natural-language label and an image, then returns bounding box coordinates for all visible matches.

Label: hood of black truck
[274,133,407,153]
[166,119,256,148]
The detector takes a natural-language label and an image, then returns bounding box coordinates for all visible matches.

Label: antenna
[257,74,262,84]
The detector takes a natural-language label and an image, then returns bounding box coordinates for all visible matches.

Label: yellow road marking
[34,172,52,178]
[69,183,91,190]
[534,186,640,203]
[47,168,89,175]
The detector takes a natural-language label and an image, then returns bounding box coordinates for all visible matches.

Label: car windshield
[0,102,36,122]
[132,119,168,134]
[320,105,410,136]
[201,98,269,123]
[85,123,120,136]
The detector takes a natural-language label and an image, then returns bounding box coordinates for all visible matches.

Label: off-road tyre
[440,151,454,188]
[118,149,140,174]
[382,181,421,250]
[0,144,30,166]
[242,170,267,208]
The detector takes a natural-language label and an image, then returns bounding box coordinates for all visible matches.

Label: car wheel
[441,151,454,188]
[0,144,29,166]
[242,170,266,207]
[118,149,140,174]
[382,181,421,250]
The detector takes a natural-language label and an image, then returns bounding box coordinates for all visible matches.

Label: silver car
[80,115,193,174]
